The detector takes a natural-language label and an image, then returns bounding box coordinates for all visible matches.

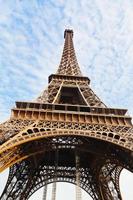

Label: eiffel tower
[0,29,133,200]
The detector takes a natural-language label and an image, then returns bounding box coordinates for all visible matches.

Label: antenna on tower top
[64,29,73,38]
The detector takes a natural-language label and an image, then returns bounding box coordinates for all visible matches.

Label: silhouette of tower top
[57,29,82,76]
[64,29,73,38]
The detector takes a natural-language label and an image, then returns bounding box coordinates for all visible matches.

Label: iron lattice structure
[0,29,133,200]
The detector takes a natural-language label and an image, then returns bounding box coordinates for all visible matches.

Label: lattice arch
[1,135,124,200]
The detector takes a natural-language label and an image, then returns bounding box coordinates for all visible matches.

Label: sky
[0,0,133,199]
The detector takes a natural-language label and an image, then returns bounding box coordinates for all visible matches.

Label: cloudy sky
[0,0,133,199]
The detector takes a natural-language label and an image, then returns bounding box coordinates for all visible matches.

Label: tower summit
[0,30,133,200]
[37,29,106,107]
[57,29,82,76]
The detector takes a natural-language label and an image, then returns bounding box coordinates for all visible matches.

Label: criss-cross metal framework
[0,29,133,200]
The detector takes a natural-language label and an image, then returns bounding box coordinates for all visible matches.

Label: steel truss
[0,136,124,200]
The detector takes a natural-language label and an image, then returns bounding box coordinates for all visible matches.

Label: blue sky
[0,0,133,199]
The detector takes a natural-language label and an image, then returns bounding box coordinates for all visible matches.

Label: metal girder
[0,136,130,199]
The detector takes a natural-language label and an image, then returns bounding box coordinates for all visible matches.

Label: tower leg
[0,161,39,200]
[75,152,82,200]
[51,182,57,200]
[98,164,122,200]
[42,185,47,200]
